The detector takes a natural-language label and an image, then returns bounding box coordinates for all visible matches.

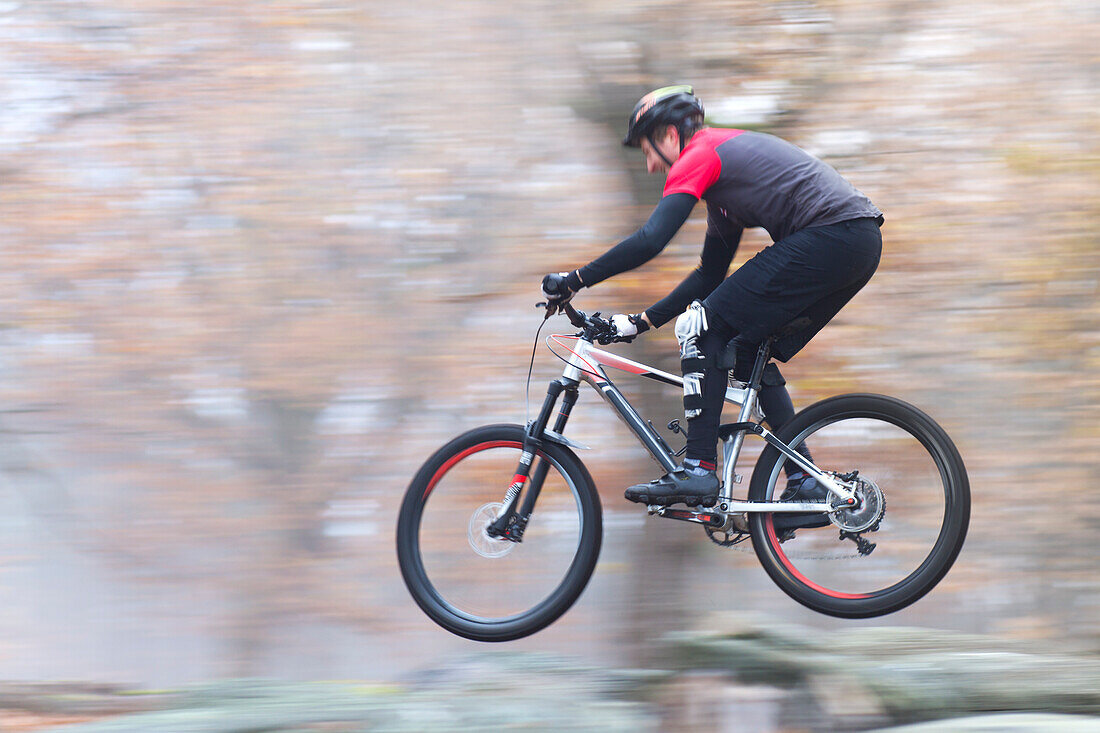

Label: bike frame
[489,330,855,540]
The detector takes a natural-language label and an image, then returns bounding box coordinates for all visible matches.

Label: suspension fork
[487,379,578,540]
[518,384,577,515]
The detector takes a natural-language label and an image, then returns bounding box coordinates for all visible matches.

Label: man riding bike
[541,85,883,532]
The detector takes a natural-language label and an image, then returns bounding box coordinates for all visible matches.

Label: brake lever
[537,301,626,344]
[537,300,578,322]
[586,312,625,345]
[596,332,636,345]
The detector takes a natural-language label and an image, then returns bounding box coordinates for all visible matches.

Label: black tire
[748,394,969,618]
[396,424,602,641]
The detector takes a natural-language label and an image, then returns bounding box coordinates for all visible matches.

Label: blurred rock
[17,634,1100,730]
[36,659,660,732]
[666,614,1100,726]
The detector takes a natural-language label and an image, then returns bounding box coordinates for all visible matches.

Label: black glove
[541,271,582,314]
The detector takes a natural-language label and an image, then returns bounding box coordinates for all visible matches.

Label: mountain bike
[396,302,970,641]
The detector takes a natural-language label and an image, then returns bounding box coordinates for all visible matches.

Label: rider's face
[640,126,680,174]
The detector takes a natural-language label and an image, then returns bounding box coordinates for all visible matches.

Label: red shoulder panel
[662,128,744,199]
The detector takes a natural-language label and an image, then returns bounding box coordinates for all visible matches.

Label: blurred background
[0,0,1096,729]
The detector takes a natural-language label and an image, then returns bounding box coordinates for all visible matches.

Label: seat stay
[751,423,853,502]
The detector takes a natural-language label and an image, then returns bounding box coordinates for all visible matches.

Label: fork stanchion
[518,385,579,522]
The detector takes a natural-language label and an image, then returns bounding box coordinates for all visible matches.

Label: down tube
[588,377,678,473]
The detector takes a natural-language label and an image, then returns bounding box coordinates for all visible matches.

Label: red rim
[764,515,872,600]
[423,440,523,500]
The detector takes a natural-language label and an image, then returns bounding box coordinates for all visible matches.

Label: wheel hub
[829,476,885,533]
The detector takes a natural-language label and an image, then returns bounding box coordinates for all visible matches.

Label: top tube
[549,334,762,418]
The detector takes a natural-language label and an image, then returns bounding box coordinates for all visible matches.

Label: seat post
[718,338,773,500]
[747,338,774,392]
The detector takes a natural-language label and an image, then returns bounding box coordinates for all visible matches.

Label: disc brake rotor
[467,502,515,558]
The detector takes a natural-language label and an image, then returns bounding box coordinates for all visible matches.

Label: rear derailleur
[838,529,876,556]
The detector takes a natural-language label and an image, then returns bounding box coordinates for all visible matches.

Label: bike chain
[716,535,867,560]
[700,474,890,559]
[702,509,888,560]
[702,523,869,559]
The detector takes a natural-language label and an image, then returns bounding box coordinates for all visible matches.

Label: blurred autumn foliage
[0,0,1094,687]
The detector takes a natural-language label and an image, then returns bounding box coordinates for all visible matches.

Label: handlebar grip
[542,300,632,344]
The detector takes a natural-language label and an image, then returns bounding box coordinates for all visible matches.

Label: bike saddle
[716,317,814,371]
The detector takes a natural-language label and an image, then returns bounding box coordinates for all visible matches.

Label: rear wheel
[396,424,602,641]
[749,394,969,618]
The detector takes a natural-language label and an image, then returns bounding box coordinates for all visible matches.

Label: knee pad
[674,301,708,346]
[675,301,710,419]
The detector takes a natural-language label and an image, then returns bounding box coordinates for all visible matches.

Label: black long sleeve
[645,203,742,328]
[576,193,697,287]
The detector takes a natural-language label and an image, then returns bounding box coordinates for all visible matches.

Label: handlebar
[538,300,637,345]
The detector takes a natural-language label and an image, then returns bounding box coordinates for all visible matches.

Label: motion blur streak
[0,1,1094,730]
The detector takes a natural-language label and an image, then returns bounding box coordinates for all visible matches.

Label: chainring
[704,524,750,547]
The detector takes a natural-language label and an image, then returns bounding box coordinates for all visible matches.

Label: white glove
[611,313,650,338]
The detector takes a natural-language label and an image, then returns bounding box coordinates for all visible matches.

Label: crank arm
[647,506,724,526]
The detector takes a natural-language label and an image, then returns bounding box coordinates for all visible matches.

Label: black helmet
[622,85,705,148]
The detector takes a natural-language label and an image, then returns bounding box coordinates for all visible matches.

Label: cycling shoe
[625,468,719,507]
[773,472,832,531]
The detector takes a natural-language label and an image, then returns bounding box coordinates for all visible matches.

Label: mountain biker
[541,85,883,531]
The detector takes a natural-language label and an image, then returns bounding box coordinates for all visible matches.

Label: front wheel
[396,424,602,641]
[748,394,970,618]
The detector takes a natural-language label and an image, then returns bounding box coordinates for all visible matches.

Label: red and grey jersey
[664,128,881,243]
[573,127,882,328]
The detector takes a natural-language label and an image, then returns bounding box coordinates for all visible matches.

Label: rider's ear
[663,124,679,147]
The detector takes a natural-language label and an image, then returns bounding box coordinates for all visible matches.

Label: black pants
[684,217,882,462]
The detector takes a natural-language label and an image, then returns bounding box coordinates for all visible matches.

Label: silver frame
[549,335,853,511]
